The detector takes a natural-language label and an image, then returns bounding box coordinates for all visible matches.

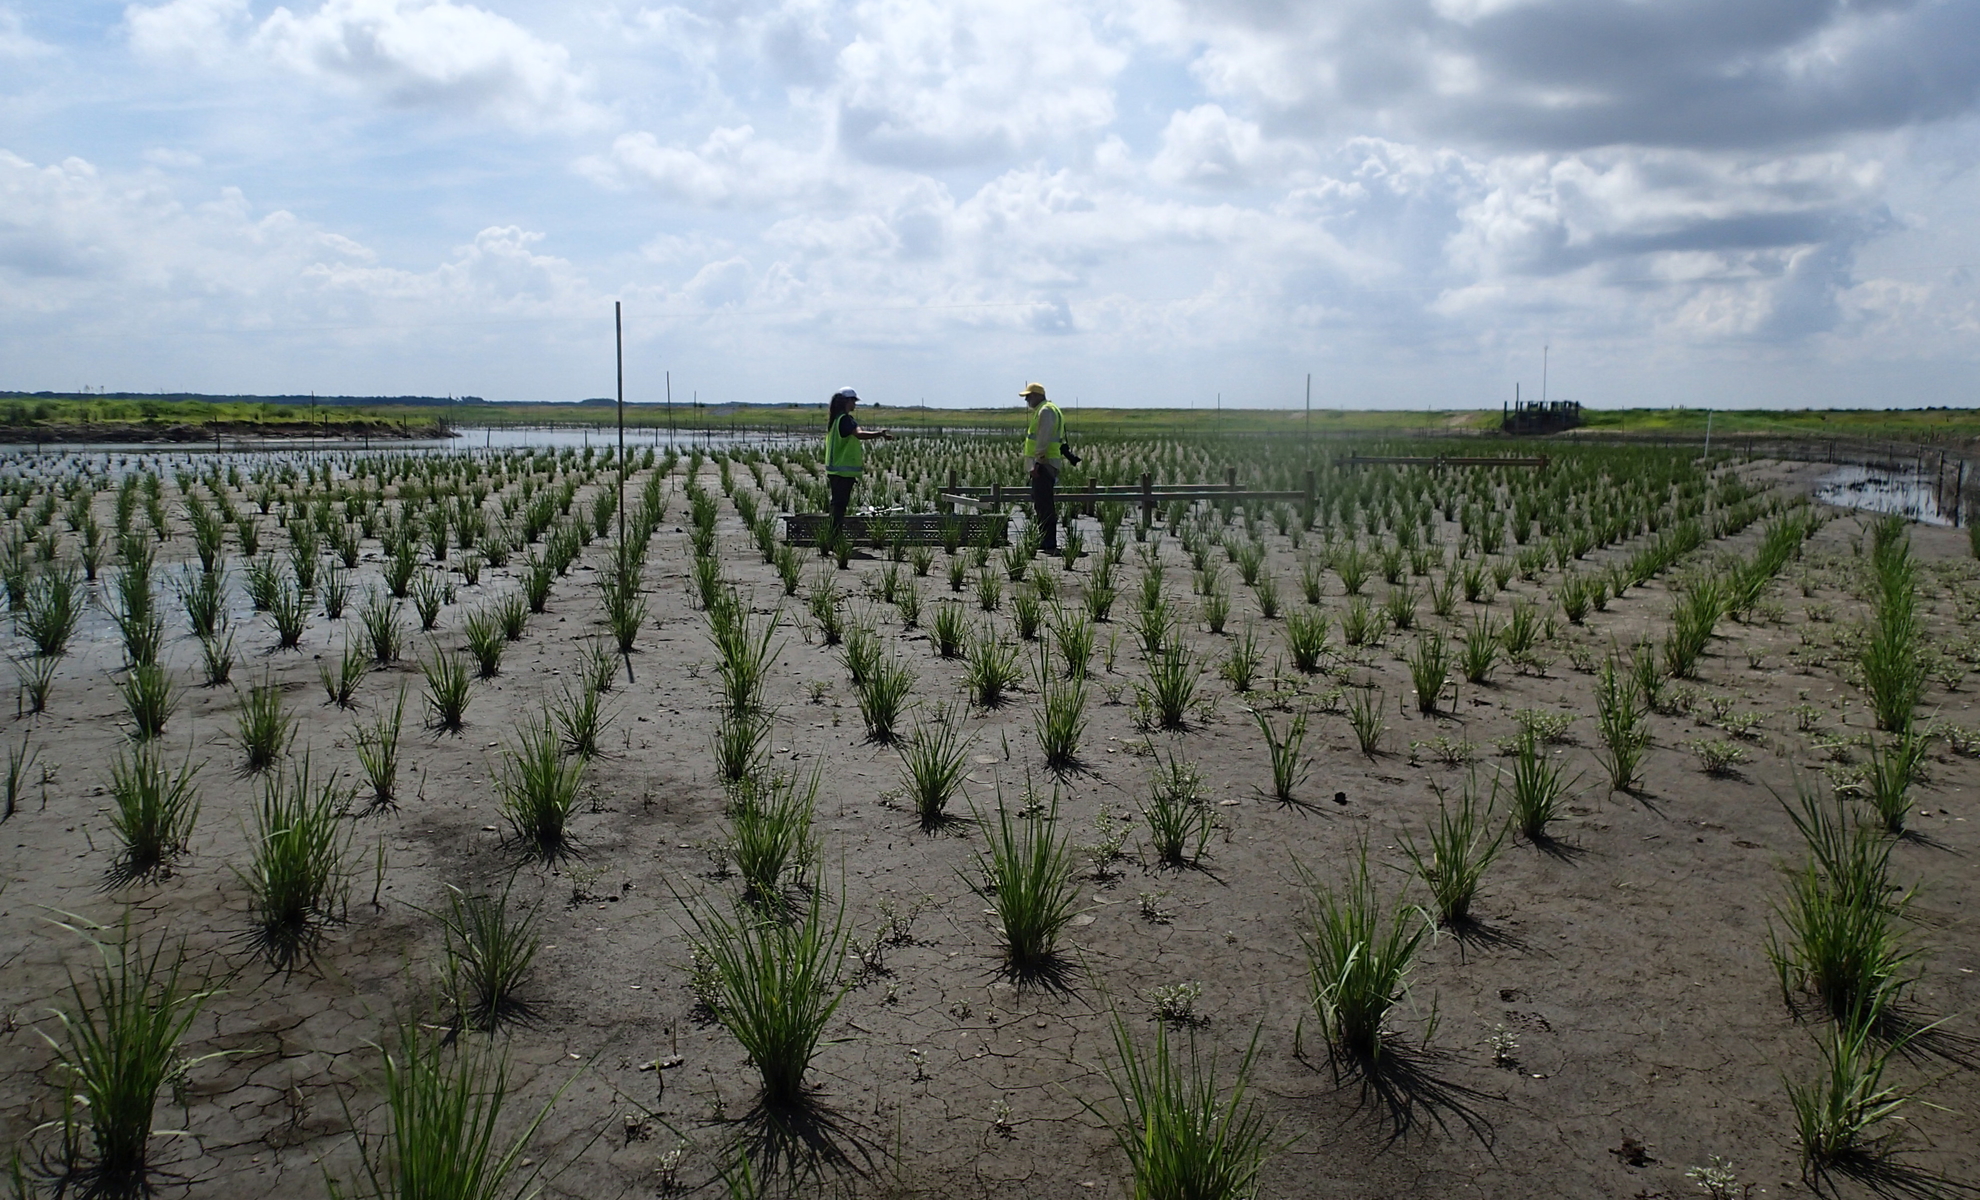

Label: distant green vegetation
[5,391,1976,444]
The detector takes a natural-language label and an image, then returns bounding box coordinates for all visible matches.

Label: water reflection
[1814,464,1954,527]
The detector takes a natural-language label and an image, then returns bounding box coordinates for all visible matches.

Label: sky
[3,0,1979,410]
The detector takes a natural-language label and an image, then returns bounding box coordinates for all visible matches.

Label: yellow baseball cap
[1020,383,1047,399]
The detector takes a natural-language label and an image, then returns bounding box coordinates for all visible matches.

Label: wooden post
[991,482,1002,513]
[1225,467,1237,491]
[1140,471,1154,525]
[945,469,957,513]
[1304,468,1315,507]
[1085,477,1097,518]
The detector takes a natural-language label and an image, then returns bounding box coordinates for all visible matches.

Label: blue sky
[3,0,1979,409]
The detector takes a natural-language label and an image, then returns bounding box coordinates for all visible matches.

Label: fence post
[945,469,957,514]
[1225,467,1237,491]
[1304,468,1315,507]
[1085,478,1097,518]
[991,482,1002,513]
[1140,471,1154,525]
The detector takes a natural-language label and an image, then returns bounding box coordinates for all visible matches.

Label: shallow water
[1814,463,1956,526]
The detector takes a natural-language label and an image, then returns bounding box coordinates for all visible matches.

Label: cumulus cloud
[576,126,838,206]
[1168,0,1980,153]
[0,5,54,58]
[0,151,593,334]
[125,0,602,132]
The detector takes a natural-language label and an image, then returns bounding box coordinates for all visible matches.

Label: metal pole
[616,302,633,684]
[1305,372,1311,451]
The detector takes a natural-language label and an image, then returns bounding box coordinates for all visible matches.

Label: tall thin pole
[616,302,625,548]
[615,302,633,684]
[1304,373,1311,449]
[1542,344,1548,406]
[666,370,673,440]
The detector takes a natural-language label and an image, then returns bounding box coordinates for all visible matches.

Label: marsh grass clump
[496,713,584,860]
[1143,751,1213,866]
[1284,608,1329,674]
[320,637,368,709]
[1400,775,1506,926]
[268,576,309,649]
[964,625,1022,708]
[19,563,83,657]
[118,663,175,741]
[106,743,201,884]
[971,787,1081,975]
[1252,708,1310,804]
[42,917,217,1200]
[1346,686,1386,757]
[353,686,407,810]
[495,593,529,642]
[360,591,405,665]
[710,710,772,785]
[682,884,851,1109]
[710,603,782,719]
[330,1015,558,1200]
[440,883,543,1033]
[899,705,971,830]
[1300,845,1432,1063]
[853,653,914,744]
[1460,615,1501,686]
[1407,630,1450,714]
[15,651,57,714]
[234,675,297,773]
[1787,1017,1921,1176]
[1860,518,1924,734]
[1593,655,1650,793]
[931,601,967,659]
[547,676,608,761]
[1140,641,1200,731]
[463,608,504,678]
[1506,732,1575,843]
[1861,733,1925,835]
[1766,784,1914,1026]
[420,648,473,734]
[726,770,820,909]
[243,755,355,968]
[1219,624,1261,693]
[1091,1015,1276,1200]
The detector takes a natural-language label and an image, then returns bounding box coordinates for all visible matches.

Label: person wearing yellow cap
[1020,382,1064,554]
[824,387,892,546]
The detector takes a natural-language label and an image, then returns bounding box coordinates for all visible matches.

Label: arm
[854,428,891,441]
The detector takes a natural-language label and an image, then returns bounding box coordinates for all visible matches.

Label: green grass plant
[1253,708,1309,803]
[1092,1014,1275,1200]
[1593,655,1650,793]
[118,663,175,741]
[964,625,1022,707]
[354,686,407,810]
[727,770,820,909]
[463,608,503,678]
[1299,844,1431,1063]
[495,713,584,861]
[360,591,405,665]
[1407,630,1450,714]
[853,653,915,744]
[19,563,83,656]
[106,743,201,884]
[970,788,1081,974]
[235,675,297,773]
[42,918,217,1199]
[1284,608,1329,674]
[243,754,354,968]
[1400,775,1505,926]
[420,648,472,734]
[440,882,542,1033]
[681,883,851,1109]
[1506,732,1574,843]
[1143,752,1213,866]
[1141,641,1199,730]
[898,705,971,830]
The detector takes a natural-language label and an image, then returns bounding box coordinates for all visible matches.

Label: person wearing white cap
[1020,382,1064,554]
[824,387,892,546]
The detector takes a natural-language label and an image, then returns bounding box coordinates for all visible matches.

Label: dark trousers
[828,474,856,544]
[1030,468,1058,552]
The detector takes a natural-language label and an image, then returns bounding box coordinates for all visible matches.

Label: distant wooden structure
[1503,398,1582,435]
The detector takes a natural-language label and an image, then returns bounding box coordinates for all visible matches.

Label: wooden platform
[782,511,1009,547]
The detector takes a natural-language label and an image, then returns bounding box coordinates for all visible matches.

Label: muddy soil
[0,454,1975,1199]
